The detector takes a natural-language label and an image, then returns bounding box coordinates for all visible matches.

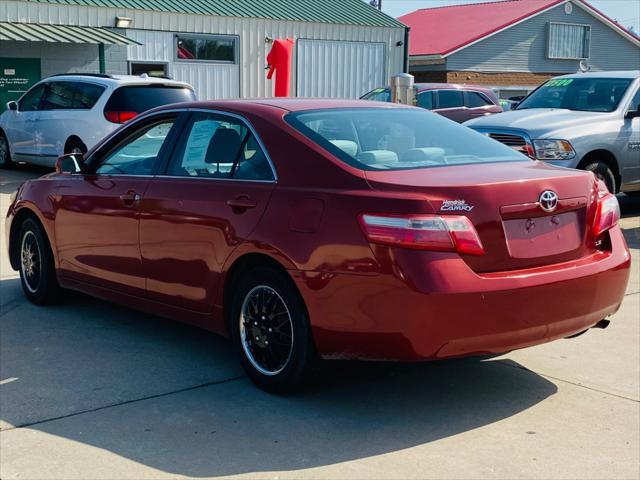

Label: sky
[376,0,640,29]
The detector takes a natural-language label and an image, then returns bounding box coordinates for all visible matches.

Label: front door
[4,82,45,161]
[140,111,276,313]
[54,115,179,294]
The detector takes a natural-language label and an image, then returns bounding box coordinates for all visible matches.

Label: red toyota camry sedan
[5,99,631,392]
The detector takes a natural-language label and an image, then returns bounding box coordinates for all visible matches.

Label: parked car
[466,71,640,195]
[0,74,196,168]
[6,99,630,392]
[361,83,503,122]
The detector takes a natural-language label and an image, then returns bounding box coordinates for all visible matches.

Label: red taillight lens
[104,111,138,124]
[592,192,620,239]
[359,213,485,255]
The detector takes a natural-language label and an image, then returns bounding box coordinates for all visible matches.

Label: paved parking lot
[1,165,638,479]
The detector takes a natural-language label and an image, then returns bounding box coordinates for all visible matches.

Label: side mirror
[55,153,84,174]
[7,101,18,111]
[625,109,640,120]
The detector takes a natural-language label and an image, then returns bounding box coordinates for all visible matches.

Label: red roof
[399,0,638,57]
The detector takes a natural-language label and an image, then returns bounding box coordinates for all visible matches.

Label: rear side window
[286,108,526,171]
[105,86,196,115]
[417,91,434,109]
[166,113,274,181]
[465,91,493,108]
[437,90,464,109]
[41,82,105,110]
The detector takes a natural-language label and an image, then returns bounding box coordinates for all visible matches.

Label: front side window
[417,91,433,109]
[167,113,274,181]
[437,90,464,109]
[176,35,237,63]
[18,84,46,111]
[548,22,590,59]
[95,119,176,175]
[361,88,391,102]
[286,108,526,171]
[517,77,633,112]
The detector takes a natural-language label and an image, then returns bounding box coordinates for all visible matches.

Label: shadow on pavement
[0,277,558,477]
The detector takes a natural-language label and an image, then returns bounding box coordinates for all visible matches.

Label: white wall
[125,29,240,100]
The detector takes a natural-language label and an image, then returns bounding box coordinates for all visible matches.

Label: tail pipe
[592,319,611,330]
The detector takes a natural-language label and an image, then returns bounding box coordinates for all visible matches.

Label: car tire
[583,161,616,194]
[18,218,60,305]
[0,131,13,169]
[65,138,87,156]
[230,266,317,393]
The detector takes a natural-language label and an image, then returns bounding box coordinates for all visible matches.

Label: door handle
[119,190,142,206]
[226,195,257,212]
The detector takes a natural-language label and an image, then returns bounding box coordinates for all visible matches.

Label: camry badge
[539,190,559,213]
[441,199,474,212]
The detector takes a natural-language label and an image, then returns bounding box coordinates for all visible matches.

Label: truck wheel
[583,161,616,194]
[0,131,13,169]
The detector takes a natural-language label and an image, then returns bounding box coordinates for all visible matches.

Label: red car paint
[5,99,631,362]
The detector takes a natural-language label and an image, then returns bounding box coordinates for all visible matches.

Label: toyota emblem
[539,190,559,212]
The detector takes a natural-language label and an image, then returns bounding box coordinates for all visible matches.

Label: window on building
[548,23,591,59]
[176,35,237,63]
[465,91,493,108]
[436,90,464,109]
[130,62,168,78]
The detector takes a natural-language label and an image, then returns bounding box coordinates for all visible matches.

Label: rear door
[434,89,467,123]
[140,111,276,312]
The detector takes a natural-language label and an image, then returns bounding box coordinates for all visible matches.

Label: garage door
[296,40,386,99]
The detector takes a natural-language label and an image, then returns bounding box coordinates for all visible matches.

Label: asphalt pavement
[1,165,638,479]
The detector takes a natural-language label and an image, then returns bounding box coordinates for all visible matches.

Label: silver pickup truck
[466,71,640,195]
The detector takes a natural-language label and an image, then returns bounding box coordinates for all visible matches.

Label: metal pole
[98,44,106,74]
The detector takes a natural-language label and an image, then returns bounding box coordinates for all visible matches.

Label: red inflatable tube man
[266,38,295,97]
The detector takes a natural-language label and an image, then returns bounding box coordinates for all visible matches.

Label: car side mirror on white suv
[55,153,85,174]
[6,101,17,111]
[624,109,640,120]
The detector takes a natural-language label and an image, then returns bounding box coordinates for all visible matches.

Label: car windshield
[361,88,391,102]
[286,108,527,171]
[516,77,633,112]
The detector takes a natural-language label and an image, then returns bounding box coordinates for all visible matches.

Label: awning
[0,22,141,45]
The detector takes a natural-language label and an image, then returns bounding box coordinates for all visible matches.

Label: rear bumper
[293,226,631,361]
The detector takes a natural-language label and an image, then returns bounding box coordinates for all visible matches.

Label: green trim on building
[23,0,404,28]
[0,21,142,44]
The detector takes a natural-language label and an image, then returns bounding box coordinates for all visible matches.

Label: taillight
[104,111,138,124]
[359,213,485,255]
[592,192,620,239]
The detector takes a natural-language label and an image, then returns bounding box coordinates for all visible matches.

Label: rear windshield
[105,85,196,113]
[286,108,526,171]
[516,77,633,112]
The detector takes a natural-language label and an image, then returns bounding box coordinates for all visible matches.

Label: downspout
[98,44,106,74]
[403,27,410,74]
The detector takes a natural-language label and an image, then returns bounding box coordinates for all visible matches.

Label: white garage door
[296,40,386,99]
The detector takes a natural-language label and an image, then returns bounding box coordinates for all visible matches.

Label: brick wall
[410,70,560,87]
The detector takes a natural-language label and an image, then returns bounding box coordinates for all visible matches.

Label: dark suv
[361,83,503,123]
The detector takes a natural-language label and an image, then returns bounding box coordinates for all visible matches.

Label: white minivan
[0,74,195,168]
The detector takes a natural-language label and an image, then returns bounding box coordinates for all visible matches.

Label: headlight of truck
[532,139,576,160]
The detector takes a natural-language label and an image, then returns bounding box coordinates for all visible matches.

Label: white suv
[0,74,195,168]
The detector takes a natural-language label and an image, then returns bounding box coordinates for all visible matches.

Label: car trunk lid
[364,161,599,273]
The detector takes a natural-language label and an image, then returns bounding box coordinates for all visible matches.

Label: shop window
[176,35,237,63]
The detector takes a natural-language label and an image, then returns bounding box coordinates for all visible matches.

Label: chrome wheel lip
[20,231,41,294]
[239,285,294,377]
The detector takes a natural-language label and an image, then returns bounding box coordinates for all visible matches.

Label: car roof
[43,74,193,89]
[166,98,415,113]
[553,70,640,79]
[414,83,493,92]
